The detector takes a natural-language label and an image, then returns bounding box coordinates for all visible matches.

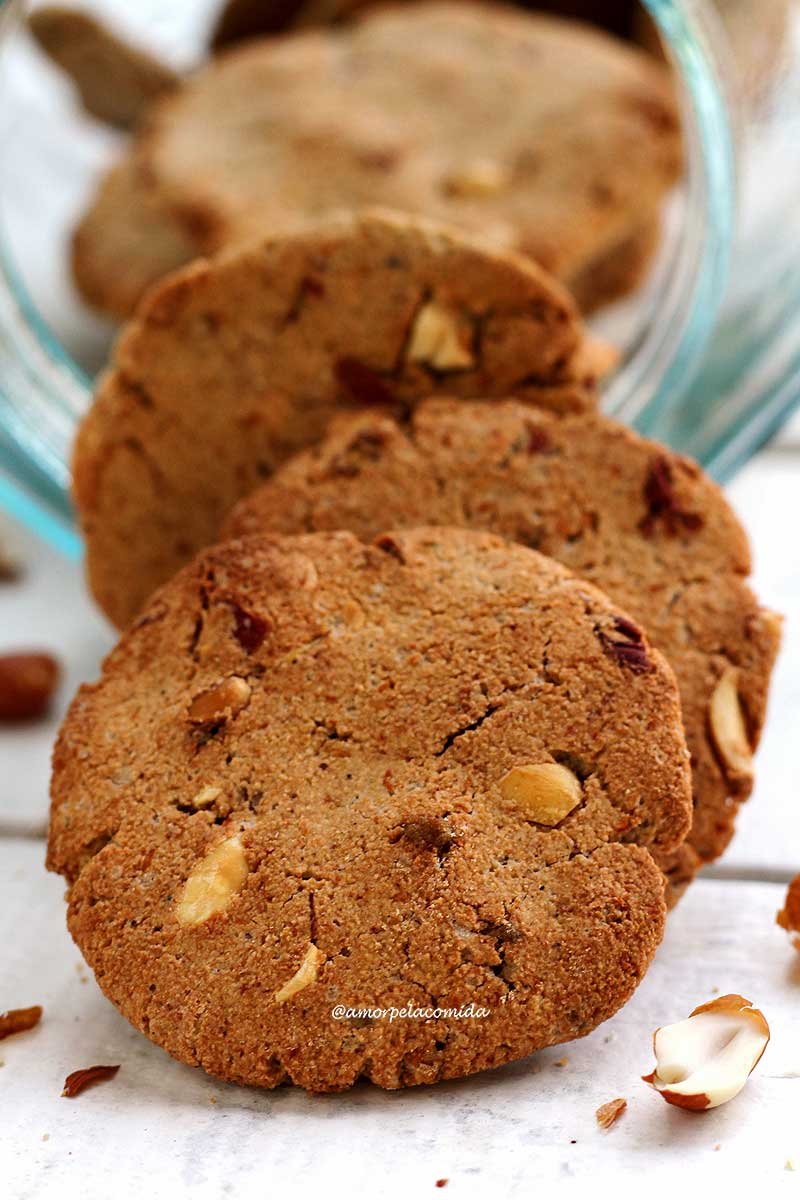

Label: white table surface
[1,427,799,1198]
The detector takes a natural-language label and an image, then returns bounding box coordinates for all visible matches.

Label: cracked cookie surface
[72,209,602,629]
[225,400,782,898]
[48,527,691,1092]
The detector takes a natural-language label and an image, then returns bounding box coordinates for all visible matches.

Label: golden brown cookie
[71,161,198,321]
[567,214,661,314]
[28,6,178,130]
[225,400,782,898]
[48,527,692,1091]
[72,3,679,318]
[72,209,604,629]
[142,4,680,281]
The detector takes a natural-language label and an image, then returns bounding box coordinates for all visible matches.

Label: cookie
[72,209,605,629]
[48,527,692,1092]
[71,161,198,320]
[137,4,680,290]
[28,6,178,130]
[567,214,661,314]
[224,401,782,897]
[71,156,663,320]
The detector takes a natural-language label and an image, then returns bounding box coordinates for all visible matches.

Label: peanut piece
[188,676,251,724]
[645,994,770,1110]
[176,835,248,927]
[191,786,222,809]
[407,300,474,371]
[709,666,753,781]
[274,943,322,1004]
[500,762,582,825]
[443,158,509,197]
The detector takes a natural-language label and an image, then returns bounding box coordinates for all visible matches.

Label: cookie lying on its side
[71,161,198,321]
[143,4,680,279]
[48,528,692,1092]
[73,210,606,629]
[224,401,783,899]
[72,3,680,318]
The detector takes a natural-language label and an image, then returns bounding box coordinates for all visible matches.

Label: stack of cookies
[43,6,781,1094]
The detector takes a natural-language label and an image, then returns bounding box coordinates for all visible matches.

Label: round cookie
[70,156,662,320]
[140,4,680,285]
[72,209,604,629]
[71,161,198,321]
[224,400,783,898]
[48,527,692,1092]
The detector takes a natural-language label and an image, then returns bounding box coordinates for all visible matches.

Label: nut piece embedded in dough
[176,835,248,927]
[643,994,770,1111]
[274,943,322,1004]
[500,762,582,826]
[709,666,753,782]
[191,786,222,809]
[407,300,475,371]
[187,676,251,724]
[443,158,510,198]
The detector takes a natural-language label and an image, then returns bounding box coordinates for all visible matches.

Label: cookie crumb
[596,1098,627,1129]
[786,1159,796,1172]
[42,1134,50,1143]
[555,1056,568,1068]
[435,1181,448,1189]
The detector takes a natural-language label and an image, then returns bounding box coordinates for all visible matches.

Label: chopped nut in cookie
[407,300,475,372]
[500,762,582,826]
[274,943,322,1004]
[709,666,753,783]
[644,994,770,1111]
[190,786,223,810]
[442,158,510,198]
[176,835,248,927]
[187,676,251,724]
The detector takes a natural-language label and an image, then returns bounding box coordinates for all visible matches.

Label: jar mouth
[0,0,745,553]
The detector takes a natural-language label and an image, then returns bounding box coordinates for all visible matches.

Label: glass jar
[0,0,798,557]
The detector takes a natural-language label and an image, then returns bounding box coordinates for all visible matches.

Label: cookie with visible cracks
[48,527,691,1092]
[225,400,782,899]
[73,210,605,628]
